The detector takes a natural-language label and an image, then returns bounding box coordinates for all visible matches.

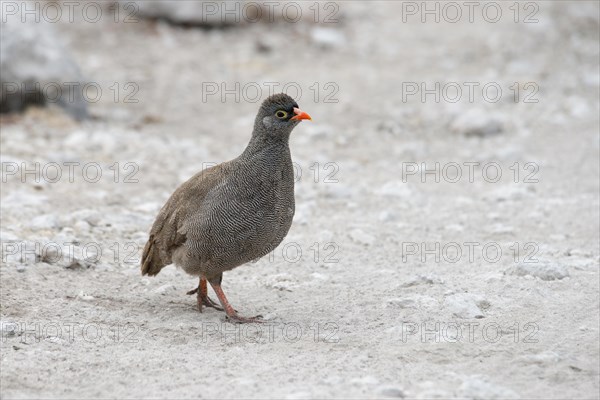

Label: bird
[141,93,312,323]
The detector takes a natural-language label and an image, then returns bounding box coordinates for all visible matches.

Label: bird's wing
[140,163,229,276]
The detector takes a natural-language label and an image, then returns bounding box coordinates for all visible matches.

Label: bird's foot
[225,314,264,324]
[187,286,223,312]
[202,296,224,311]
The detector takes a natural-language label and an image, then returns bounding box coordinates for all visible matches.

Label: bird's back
[140,162,230,276]
[141,147,295,277]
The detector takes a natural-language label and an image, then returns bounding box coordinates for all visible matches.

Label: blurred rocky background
[1,1,599,399]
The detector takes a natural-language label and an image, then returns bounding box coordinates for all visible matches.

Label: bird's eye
[275,110,288,119]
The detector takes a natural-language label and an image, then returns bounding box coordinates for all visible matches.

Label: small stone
[400,274,444,287]
[77,291,94,301]
[451,109,504,137]
[30,214,59,230]
[39,244,61,264]
[377,385,405,398]
[505,261,569,281]
[310,27,346,48]
[128,0,244,26]
[443,293,487,319]
[73,220,91,233]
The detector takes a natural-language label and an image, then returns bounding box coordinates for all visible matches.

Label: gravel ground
[1,1,599,399]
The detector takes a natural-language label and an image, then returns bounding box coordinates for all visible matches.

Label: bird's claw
[202,296,224,311]
[187,287,224,311]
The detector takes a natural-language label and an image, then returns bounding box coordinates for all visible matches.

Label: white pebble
[443,293,488,319]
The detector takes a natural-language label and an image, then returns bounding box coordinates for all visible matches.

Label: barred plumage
[141,93,311,322]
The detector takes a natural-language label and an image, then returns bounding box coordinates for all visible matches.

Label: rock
[68,209,103,227]
[30,214,60,230]
[310,27,346,48]
[400,274,444,287]
[450,109,504,137]
[73,220,91,232]
[443,293,488,319]
[458,376,519,399]
[128,0,245,27]
[0,12,87,119]
[505,261,569,281]
[77,291,95,301]
[377,385,405,398]
[349,229,375,246]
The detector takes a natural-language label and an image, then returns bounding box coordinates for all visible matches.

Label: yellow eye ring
[275,110,288,119]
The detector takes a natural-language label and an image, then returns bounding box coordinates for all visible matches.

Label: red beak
[290,107,312,121]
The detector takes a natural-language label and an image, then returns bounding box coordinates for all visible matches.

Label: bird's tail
[141,236,163,276]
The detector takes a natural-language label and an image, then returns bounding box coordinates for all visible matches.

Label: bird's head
[254,93,312,139]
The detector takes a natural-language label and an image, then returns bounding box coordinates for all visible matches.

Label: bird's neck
[241,131,291,160]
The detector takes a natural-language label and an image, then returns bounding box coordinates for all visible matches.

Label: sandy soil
[1,1,599,399]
